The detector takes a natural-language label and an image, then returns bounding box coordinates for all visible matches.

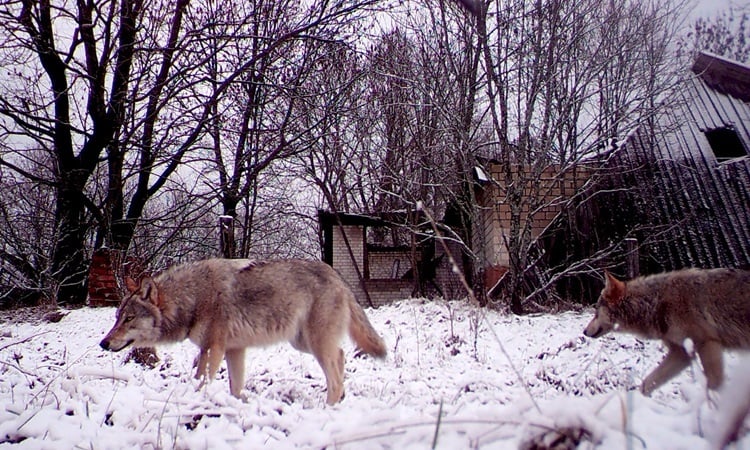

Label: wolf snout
[99,337,134,352]
[583,327,601,338]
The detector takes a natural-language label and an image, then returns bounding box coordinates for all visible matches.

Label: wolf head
[583,271,627,339]
[100,277,163,352]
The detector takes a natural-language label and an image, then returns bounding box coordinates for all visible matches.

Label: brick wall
[368,251,411,279]
[434,240,466,298]
[87,248,121,307]
[363,279,414,306]
[330,225,367,305]
[329,224,422,306]
[87,248,148,307]
[477,163,590,267]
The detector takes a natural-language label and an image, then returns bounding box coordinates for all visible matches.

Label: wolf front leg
[205,344,226,382]
[641,341,692,396]
[695,340,724,391]
[194,318,229,388]
[195,348,209,381]
[194,343,226,390]
[224,348,246,398]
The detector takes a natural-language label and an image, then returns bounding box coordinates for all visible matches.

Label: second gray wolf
[100,258,387,404]
[583,268,750,395]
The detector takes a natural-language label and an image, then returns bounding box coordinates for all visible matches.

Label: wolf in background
[583,268,750,395]
[100,258,387,405]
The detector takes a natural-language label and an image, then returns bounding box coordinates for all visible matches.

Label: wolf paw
[195,376,208,392]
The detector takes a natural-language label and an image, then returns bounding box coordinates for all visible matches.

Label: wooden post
[219,215,235,258]
[625,238,639,278]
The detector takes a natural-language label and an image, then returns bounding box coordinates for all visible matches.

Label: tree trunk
[219,215,236,258]
[51,181,89,306]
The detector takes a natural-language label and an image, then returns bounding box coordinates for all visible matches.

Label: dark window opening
[365,226,419,280]
[705,126,748,161]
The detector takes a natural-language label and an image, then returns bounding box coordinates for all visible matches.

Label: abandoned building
[317,210,467,306]
[472,161,592,300]
[540,51,750,302]
[322,51,750,307]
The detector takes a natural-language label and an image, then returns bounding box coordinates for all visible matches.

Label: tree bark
[50,180,89,305]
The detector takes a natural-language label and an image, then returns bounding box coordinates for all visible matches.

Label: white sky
[691,0,746,19]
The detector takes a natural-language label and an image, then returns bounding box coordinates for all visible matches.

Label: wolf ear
[125,277,139,294]
[140,278,160,306]
[603,270,626,306]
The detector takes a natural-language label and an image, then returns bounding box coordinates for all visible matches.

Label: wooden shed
[541,51,750,302]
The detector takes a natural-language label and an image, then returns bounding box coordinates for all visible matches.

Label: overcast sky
[691,0,742,19]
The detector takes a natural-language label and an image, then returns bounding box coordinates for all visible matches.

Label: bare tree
[678,4,750,63]
[297,40,371,214]
[0,0,145,304]
[367,3,484,294]
[474,0,688,312]
[192,0,356,259]
[0,152,55,304]
[0,0,379,305]
[295,1,483,296]
[415,0,484,282]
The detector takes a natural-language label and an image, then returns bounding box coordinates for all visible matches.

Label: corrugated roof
[692,51,750,102]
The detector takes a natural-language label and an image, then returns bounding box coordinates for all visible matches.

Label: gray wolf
[100,258,387,404]
[583,268,750,395]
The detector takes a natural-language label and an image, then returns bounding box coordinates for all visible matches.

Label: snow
[1,299,749,449]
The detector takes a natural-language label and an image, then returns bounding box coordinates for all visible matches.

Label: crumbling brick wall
[87,248,121,307]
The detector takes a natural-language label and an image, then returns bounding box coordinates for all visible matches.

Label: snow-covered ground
[1,299,747,449]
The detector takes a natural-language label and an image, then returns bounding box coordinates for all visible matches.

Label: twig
[0,331,53,352]
[431,399,444,449]
[156,388,176,450]
[330,418,523,448]
[0,360,37,378]
[412,305,420,369]
[331,429,408,448]
[101,384,119,427]
[16,408,42,433]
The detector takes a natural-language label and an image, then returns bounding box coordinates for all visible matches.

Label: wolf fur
[100,258,387,404]
[583,268,750,395]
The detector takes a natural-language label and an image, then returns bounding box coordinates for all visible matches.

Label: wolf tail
[348,295,387,358]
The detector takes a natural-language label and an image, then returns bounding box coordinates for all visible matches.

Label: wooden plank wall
[541,59,750,303]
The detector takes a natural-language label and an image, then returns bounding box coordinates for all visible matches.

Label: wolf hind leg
[225,348,246,398]
[696,340,724,390]
[641,342,691,396]
[312,343,345,405]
